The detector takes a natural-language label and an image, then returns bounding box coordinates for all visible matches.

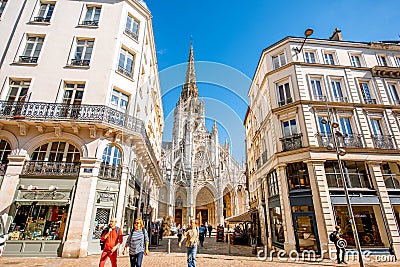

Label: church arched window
[175,196,183,207]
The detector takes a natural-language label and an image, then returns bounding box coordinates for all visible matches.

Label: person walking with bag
[178,219,199,267]
[99,218,123,267]
[330,225,347,264]
[123,218,149,267]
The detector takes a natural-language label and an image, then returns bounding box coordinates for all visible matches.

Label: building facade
[0,0,163,257]
[159,45,248,227]
[245,29,400,259]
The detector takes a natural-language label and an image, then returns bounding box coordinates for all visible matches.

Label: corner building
[159,45,248,227]
[0,0,164,257]
[245,29,400,259]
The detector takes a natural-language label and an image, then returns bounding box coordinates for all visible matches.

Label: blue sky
[144,0,400,161]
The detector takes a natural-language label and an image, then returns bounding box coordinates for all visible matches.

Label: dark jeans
[208,230,211,237]
[186,246,197,267]
[178,234,182,242]
[336,245,345,263]
[129,251,144,267]
[199,234,205,247]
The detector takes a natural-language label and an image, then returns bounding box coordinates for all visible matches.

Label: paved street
[1,235,399,266]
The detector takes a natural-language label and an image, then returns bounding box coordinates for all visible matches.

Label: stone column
[305,160,335,257]
[276,164,296,252]
[368,161,400,260]
[258,177,268,247]
[62,157,99,258]
[0,155,26,229]
[115,165,129,222]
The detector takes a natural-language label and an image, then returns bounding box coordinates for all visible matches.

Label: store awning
[224,210,253,223]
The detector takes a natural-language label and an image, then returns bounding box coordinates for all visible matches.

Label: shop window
[286,162,310,190]
[334,205,386,248]
[8,204,69,241]
[99,145,122,180]
[123,208,135,235]
[292,205,313,212]
[267,170,279,197]
[92,208,110,239]
[325,161,372,189]
[381,162,400,189]
[269,207,284,245]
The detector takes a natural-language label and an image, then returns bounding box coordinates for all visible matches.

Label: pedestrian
[199,224,206,247]
[207,224,212,238]
[330,225,347,264]
[123,218,149,267]
[99,218,123,267]
[177,224,183,242]
[178,219,199,267]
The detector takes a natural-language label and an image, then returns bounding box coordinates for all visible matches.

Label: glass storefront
[269,207,284,245]
[8,204,68,241]
[334,205,388,248]
[286,162,310,190]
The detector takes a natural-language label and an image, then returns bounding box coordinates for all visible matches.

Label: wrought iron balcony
[364,98,377,104]
[279,133,303,152]
[313,95,327,101]
[33,16,51,22]
[124,28,138,41]
[316,133,363,148]
[278,97,293,107]
[0,163,7,175]
[79,20,99,26]
[372,135,396,149]
[21,161,80,176]
[117,65,133,78]
[99,163,121,181]
[334,96,348,103]
[70,59,90,66]
[0,101,161,182]
[383,174,400,190]
[19,56,38,63]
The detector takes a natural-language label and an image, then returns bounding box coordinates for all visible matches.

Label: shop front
[4,178,75,257]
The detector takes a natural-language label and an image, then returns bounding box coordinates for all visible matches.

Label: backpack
[329,231,338,242]
[100,226,119,250]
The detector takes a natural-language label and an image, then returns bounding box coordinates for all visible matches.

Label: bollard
[168,239,171,254]
[228,234,231,255]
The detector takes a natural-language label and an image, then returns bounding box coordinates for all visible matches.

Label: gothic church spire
[179,43,199,102]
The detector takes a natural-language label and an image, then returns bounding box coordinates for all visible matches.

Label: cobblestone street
[1,235,399,267]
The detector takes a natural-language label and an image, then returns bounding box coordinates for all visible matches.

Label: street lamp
[293,28,314,55]
[321,105,365,267]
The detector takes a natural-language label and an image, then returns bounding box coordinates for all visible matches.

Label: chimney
[329,28,343,41]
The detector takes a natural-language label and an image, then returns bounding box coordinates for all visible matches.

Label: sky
[144,0,400,161]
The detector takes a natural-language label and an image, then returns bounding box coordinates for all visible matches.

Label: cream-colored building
[245,29,400,259]
[0,0,163,257]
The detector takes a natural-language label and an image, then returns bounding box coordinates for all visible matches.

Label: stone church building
[158,45,248,227]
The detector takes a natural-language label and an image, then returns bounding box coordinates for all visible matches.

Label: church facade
[158,45,248,226]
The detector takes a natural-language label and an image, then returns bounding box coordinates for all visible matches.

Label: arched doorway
[195,187,215,226]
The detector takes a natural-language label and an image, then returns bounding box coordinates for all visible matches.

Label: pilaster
[115,165,129,221]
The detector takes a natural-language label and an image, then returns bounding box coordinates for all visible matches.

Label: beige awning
[224,210,253,223]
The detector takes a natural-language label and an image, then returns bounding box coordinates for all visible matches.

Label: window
[395,56,400,67]
[324,52,335,65]
[267,170,279,197]
[125,15,139,40]
[0,139,11,175]
[71,39,93,66]
[370,119,383,136]
[381,162,400,189]
[331,80,346,102]
[31,141,80,162]
[325,161,372,188]
[272,52,286,70]
[359,82,376,104]
[310,78,324,100]
[304,51,316,63]
[277,82,292,106]
[110,89,128,112]
[318,117,331,134]
[99,145,122,179]
[118,48,134,78]
[339,117,353,135]
[6,80,30,103]
[350,54,361,67]
[282,119,297,137]
[0,0,7,18]
[81,5,101,26]
[19,35,44,63]
[286,162,310,190]
[63,83,84,106]
[388,83,400,105]
[34,1,55,22]
[377,55,388,66]
[270,207,284,245]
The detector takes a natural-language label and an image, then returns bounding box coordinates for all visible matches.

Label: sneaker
[342,261,347,264]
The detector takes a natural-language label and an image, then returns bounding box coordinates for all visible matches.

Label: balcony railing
[279,133,303,152]
[99,163,121,181]
[70,59,90,66]
[0,163,7,176]
[334,96,348,103]
[33,16,51,22]
[364,98,377,104]
[316,133,363,148]
[372,135,396,149]
[79,20,99,26]
[117,65,133,78]
[19,56,38,63]
[21,161,81,176]
[383,174,400,189]
[313,95,327,101]
[278,97,293,107]
[124,28,138,41]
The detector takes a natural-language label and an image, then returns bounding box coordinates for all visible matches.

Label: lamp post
[294,28,314,55]
[321,104,365,267]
